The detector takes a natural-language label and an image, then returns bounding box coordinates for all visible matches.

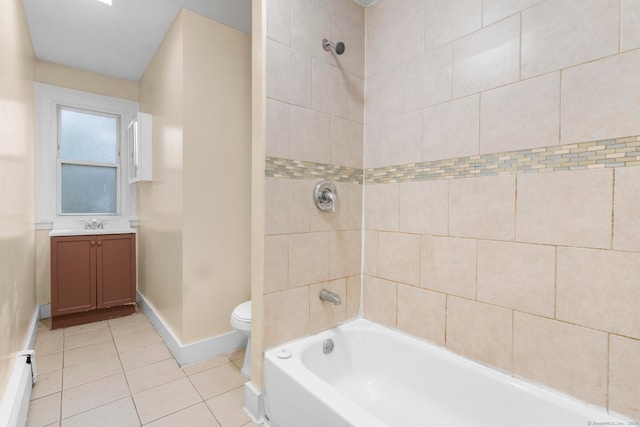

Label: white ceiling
[22,0,252,82]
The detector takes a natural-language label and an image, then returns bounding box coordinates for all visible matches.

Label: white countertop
[49,228,136,237]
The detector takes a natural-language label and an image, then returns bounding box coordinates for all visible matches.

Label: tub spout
[319,289,342,306]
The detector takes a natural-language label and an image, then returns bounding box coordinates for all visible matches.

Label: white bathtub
[263,319,630,427]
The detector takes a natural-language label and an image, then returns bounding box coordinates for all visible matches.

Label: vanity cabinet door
[96,234,136,308]
[51,235,97,316]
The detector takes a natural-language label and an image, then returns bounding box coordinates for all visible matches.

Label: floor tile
[132,377,202,424]
[225,349,245,362]
[107,312,151,328]
[26,393,61,427]
[108,312,153,335]
[189,362,247,400]
[36,320,51,332]
[109,319,154,338]
[107,311,146,328]
[143,402,220,427]
[205,386,249,427]
[35,328,63,344]
[61,373,130,419]
[63,340,117,368]
[62,354,122,390]
[29,310,249,427]
[63,320,108,338]
[35,339,64,357]
[114,330,162,353]
[182,355,229,377]
[32,369,62,400]
[38,318,52,330]
[38,352,63,375]
[226,349,246,371]
[63,328,112,351]
[60,397,140,427]
[231,358,243,371]
[119,342,173,371]
[125,358,185,393]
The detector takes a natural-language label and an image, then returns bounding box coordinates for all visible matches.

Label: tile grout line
[474,239,479,301]
[59,327,65,424]
[147,401,213,427]
[553,246,558,320]
[606,333,612,411]
[444,295,448,347]
[111,320,144,427]
[618,0,622,53]
[558,68,563,145]
[610,168,616,249]
[511,309,515,372]
[60,322,122,422]
[182,357,246,426]
[518,12,522,81]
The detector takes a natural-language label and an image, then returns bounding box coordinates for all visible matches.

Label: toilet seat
[231,301,251,322]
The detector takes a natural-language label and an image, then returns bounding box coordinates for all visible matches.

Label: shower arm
[322,38,345,55]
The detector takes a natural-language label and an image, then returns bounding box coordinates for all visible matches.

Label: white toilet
[230,300,252,377]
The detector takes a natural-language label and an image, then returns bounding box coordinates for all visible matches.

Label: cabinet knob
[97,241,102,246]
[90,241,96,246]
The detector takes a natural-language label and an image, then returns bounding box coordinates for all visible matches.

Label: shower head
[322,39,345,55]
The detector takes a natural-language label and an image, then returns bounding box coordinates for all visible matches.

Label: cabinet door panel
[51,236,97,315]
[97,234,135,308]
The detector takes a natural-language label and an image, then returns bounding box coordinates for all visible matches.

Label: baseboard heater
[0,350,36,427]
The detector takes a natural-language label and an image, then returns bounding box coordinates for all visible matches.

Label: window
[35,83,138,229]
[58,107,120,215]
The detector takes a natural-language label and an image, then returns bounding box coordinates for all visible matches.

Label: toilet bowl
[230,300,252,377]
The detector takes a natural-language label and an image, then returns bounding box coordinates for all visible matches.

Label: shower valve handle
[314,180,338,213]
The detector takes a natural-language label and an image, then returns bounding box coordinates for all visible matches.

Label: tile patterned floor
[26,308,262,427]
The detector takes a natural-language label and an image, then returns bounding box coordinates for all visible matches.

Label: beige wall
[363,0,640,419]
[35,230,51,306]
[138,10,251,344]
[182,10,251,342]
[0,0,36,395]
[35,60,138,101]
[257,0,365,384]
[138,11,185,338]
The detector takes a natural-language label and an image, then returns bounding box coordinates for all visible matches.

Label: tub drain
[323,339,334,354]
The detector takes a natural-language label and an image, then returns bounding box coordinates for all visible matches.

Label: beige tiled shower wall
[262,178,363,349]
[263,0,365,351]
[363,0,640,420]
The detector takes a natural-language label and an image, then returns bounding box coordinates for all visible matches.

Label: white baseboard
[39,303,51,320]
[244,381,266,425]
[0,353,34,427]
[136,290,246,366]
[25,306,40,351]
[0,306,40,427]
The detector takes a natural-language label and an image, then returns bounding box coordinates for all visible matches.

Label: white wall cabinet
[127,112,152,183]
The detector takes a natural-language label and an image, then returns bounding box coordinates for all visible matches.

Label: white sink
[49,228,135,237]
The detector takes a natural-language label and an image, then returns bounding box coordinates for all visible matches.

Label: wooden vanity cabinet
[51,233,136,329]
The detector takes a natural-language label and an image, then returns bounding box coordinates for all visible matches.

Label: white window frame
[57,105,121,216]
[35,83,138,230]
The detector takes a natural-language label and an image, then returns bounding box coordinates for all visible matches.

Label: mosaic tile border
[365,135,640,184]
[265,157,363,184]
[266,135,640,185]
